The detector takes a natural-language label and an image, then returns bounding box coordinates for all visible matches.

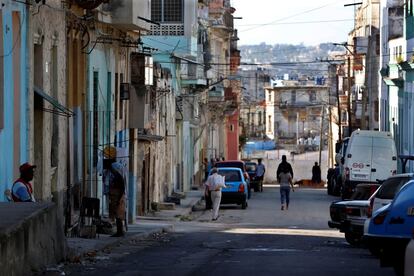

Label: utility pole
[361,35,371,130]
[319,105,324,166]
[336,69,342,140]
[328,106,333,167]
[347,56,353,136]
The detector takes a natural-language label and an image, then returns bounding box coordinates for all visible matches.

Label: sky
[232,0,356,46]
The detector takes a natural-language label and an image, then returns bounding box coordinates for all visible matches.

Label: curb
[67,224,173,260]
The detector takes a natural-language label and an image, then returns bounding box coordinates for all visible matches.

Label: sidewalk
[67,189,204,259]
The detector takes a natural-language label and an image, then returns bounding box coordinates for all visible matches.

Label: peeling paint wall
[28,0,67,210]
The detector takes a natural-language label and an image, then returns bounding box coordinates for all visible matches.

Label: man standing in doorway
[12,163,37,202]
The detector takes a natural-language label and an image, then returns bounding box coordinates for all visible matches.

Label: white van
[341,130,397,199]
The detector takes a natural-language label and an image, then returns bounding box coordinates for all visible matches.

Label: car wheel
[241,201,247,209]
[345,231,361,246]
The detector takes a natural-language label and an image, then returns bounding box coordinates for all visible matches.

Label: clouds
[233,0,355,46]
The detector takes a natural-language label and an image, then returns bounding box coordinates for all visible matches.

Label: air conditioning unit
[129,85,150,129]
[131,53,153,86]
[104,0,151,31]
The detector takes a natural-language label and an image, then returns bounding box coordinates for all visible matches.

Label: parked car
[367,173,414,217]
[404,237,414,276]
[215,160,251,199]
[364,180,414,274]
[341,130,397,199]
[245,161,261,192]
[215,167,249,209]
[328,183,380,245]
[405,237,414,276]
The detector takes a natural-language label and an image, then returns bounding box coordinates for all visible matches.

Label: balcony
[178,56,207,87]
[210,12,234,30]
[208,85,225,102]
[103,0,151,31]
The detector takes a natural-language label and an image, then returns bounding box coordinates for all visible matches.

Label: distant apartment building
[265,82,330,143]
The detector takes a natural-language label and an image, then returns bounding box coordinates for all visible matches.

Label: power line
[237,18,355,27]
[238,0,348,33]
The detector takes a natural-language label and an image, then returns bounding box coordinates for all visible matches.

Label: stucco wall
[28,0,67,206]
[0,203,66,276]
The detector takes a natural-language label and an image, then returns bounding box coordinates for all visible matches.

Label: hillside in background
[239,43,345,78]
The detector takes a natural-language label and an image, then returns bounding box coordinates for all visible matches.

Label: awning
[34,86,74,117]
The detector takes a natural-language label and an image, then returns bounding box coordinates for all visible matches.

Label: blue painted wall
[0,1,28,201]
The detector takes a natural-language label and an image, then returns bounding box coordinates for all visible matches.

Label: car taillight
[345,167,350,181]
[238,184,245,193]
[373,211,389,225]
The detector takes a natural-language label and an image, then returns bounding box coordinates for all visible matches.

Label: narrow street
[58,186,393,276]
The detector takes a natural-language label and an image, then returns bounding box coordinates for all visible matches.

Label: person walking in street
[312,162,321,184]
[203,158,210,181]
[278,168,294,210]
[11,163,36,202]
[103,146,126,237]
[277,155,294,182]
[204,167,226,221]
[255,158,266,192]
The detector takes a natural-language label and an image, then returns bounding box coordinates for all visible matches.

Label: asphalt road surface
[58,185,394,276]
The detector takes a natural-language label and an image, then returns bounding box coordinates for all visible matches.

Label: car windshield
[245,164,256,172]
[218,170,242,182]
[376,177,412,199]
[216,162,244,171]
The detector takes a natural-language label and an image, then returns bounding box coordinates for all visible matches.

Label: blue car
[214,167,249,209]
[364,180,414,274]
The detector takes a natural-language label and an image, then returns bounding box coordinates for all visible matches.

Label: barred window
[151,0,183,23]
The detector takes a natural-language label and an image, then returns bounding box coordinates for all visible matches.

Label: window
[268,91,272,102]
[115,73,119,120]
[51,45,59,167]
[291,90,296,103]
[268,115,272,132]
[230,124,234,132]
[151,0,183,23]
[407,0,413,17]
[309,91,316,102]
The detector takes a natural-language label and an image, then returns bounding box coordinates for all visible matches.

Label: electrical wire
[237,0,349,33]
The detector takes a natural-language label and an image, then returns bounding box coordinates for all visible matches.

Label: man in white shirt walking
[205,168,226,221]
